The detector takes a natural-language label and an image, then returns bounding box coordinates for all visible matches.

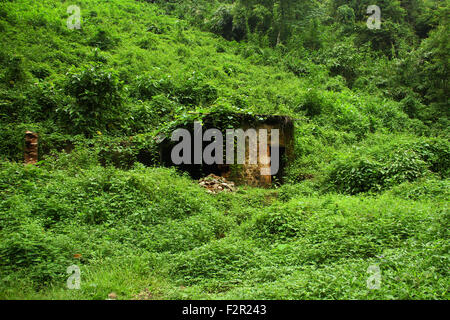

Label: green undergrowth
[0,0,448,300]
[0,161,448,299]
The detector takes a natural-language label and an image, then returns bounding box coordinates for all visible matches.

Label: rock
[198,174,236,194]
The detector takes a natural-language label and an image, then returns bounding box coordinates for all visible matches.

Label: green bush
[407,139,450,178]
[176,72,218,106]
[324,136,448,194]
[89,29,119,51]
[325,156,385,194]
[248,202,304,241]
[0,219,74,285]
[170,238,264,286]
[296,89,325,117]
[2,55,28,85]
[62,64,125,135]
[383,150,427,186]
[132,73,177,100]
[389,178,450,201]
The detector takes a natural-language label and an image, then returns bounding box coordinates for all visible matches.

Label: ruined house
[158,113,294,187]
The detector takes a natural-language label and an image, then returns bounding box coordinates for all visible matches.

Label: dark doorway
[158,139,223,180]
[272,147,286,185]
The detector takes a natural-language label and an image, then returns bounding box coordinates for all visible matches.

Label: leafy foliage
[62,64,125,134]
[0,0,448,300]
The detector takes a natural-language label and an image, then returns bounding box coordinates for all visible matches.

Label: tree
[417,23,449,120]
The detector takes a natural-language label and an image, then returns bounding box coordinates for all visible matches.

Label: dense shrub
[0,219,74,285]
[248,203,304,241]
[62,64,125,135]
[324,137,449,194]
[132,71,217,107]
[407,139,450,178]
[325,156,385,194]
[295,89,325,117]
[132,73,177,100]
[170,238,264,286]
[382,150,428,186]
[2,55,28,85]
[389,178,450,201]
[176,72,218,106]
[89,29,119,51]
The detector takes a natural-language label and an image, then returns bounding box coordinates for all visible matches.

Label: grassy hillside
[0,0,448,299]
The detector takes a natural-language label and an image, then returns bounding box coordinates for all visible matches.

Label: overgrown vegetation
[0,0,448,300]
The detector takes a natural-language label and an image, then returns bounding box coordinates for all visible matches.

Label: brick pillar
[24,131,38,165]
[259,137,272,187]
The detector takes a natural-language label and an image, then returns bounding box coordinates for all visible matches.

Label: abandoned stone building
[158,113,294,187]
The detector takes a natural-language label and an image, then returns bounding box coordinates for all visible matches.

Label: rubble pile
[198,174,236,194]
